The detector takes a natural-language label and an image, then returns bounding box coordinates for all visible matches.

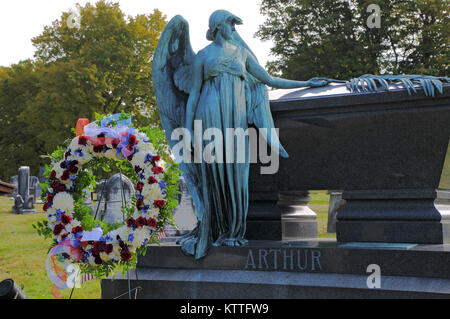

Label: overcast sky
[0,0,274,67]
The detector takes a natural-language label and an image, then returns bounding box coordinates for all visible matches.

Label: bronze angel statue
[153,10,328,259]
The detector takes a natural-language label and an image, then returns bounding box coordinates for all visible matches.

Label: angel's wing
[231,33,289,158]
[153,15,195,129]
[153,15,204,224]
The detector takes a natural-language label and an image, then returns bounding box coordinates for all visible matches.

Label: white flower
[117,226,131,243]
[140,142,155,154]
[53,192,74,214]
[143,183,164,201]
[111,249,121,261]
[100,252,112,262]
[77,151,93,165]
[130,150,147,167]
[133,228,150,246]
[69,137,81,152]
[54,165,64,178]
[65,219,81,233]
[148,208,160,219]
[104,149,117,160]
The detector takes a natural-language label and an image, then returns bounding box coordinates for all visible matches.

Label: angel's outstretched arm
[185,54,204,134]
[246,53,326,89]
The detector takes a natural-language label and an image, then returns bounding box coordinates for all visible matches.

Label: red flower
[53,224,65,236]
[72,226,83,234]
[136,217,147,227]
[60,161,67,169]
[151,167,164,175]
[126,217,136,228]
[65,151,71,160]
[47,193,55,203]
[61,214,72,225]
[94,255,103,265]
[78,136,88,146]
[50,170,56,180]
[152,155,161,163]
[69,165,79,174]
[127,154,134,161]
[105,244,113,254]
[43,202,50,212]
[58,184,67,192]
[153,200,165,209]
[128,135,137,146]
[120,249,132,262]
[148,177,158,184]
[112,138,120,149]
[93,145,103,153]
[134,166,142,174]
[93,241,104,255]
[72,160,79,166]
[147,218,157,228]
[136,182,144,193]
[136,199,145,211]
[61,170,70,181]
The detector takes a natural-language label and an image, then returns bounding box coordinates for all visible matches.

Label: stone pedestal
[278,191,317,240]
[246,192,282,241]
[102,240,450,299]
[336,189,450,244]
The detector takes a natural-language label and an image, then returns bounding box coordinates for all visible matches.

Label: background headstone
[29,176,42,204]
[12,166,35,214]
[100,174,135,224]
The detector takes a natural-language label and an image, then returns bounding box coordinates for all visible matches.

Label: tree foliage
[0,1,167,181]
[257,0,449,80]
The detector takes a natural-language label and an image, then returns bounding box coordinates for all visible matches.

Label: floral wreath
[35,113,180,289]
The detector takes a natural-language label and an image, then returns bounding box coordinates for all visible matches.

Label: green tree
[257,0,449,80]
[0,1,166,181]
[0,60,42,181]
[31,1,166,128]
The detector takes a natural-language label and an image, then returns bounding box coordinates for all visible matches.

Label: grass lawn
[0,191,334,299]
[439,143,450,190]
[0,196,101,299]
[309,191,336,239]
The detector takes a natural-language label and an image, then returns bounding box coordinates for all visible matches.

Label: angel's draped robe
[180,46,251,256]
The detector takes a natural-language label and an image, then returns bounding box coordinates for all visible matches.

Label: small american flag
[81,273,95,284]
[158,228,167,240]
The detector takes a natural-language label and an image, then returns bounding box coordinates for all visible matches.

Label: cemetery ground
[0,192,333,299]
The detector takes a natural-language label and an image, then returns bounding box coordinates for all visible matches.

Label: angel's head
[206,10,243,42]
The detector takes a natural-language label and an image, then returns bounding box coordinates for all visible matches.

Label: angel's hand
[307,78,329,87]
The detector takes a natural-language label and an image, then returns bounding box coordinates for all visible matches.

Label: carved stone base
[102,240,450,299]
[246,196,282,241]
[279,191,318,240]
[336,189,450,244]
